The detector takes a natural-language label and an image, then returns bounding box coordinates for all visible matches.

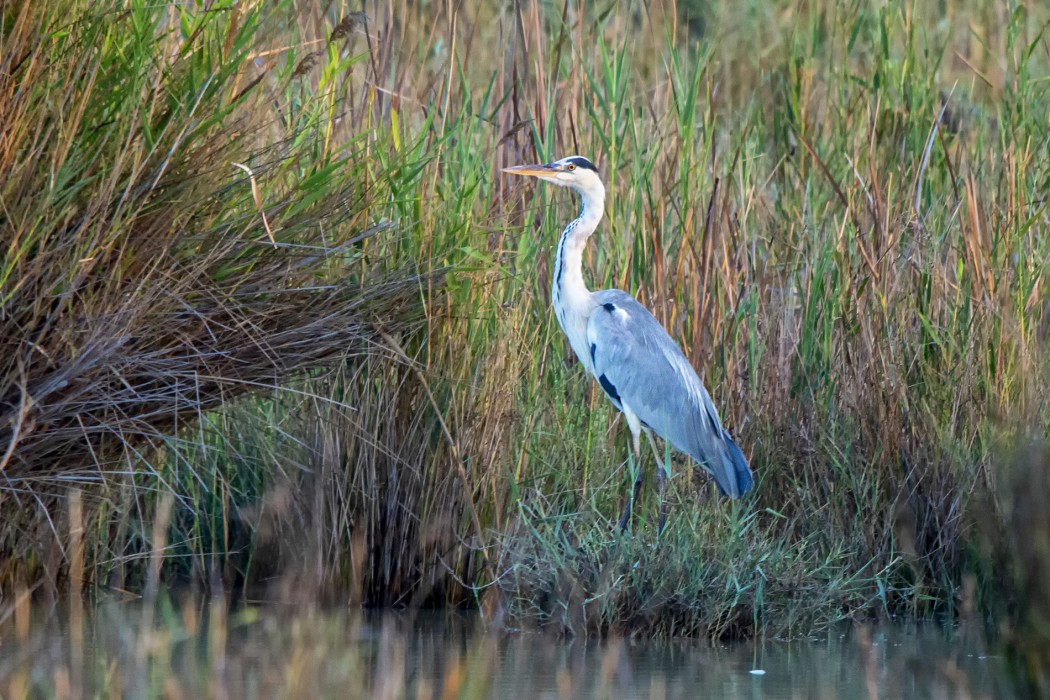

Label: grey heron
[503,155,754,532]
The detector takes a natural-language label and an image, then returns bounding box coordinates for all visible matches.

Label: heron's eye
[567,163,576,171]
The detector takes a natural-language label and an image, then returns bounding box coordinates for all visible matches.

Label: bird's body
[504,155,753,530]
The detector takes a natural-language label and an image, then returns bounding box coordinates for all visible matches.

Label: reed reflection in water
[0,596,1015,699]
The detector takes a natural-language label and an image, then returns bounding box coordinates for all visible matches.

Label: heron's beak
[501,163,556,178]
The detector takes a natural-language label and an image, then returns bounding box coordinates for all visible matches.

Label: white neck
[551,181,605,369]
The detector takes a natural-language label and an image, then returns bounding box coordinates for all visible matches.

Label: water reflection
[0,597,1017,699]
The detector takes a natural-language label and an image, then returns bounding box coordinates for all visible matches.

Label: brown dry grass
[0,0,434,590]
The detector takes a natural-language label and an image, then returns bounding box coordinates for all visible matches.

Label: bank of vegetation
[1,0,1048,674]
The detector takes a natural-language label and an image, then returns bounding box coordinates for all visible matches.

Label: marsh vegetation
[2,1,1049,692]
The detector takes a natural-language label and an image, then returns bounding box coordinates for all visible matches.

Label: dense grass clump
[2,0,1050,643]
[0,1,433,588]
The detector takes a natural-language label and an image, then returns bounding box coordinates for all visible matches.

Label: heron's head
[502,156,604,201]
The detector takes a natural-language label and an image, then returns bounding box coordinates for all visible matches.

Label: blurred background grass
[1,0,1048,672]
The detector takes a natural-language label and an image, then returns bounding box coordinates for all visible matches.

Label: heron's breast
[553,303,596,373]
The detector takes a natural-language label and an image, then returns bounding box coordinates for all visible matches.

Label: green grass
[2,0,1050,651]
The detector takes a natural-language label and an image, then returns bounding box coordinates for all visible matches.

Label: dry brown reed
[0,0,434,592]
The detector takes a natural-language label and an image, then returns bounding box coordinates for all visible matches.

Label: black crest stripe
[567,156,598,172]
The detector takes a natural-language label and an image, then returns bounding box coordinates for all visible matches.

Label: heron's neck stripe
[553,207,584,296]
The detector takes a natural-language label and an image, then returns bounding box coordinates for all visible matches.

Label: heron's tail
[708,431,754,499]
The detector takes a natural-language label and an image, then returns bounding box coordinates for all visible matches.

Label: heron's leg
[645,431,669,534]
[618,428,644,532]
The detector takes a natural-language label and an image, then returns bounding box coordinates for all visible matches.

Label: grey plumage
[587,290,753,498]
[502,155,754,531]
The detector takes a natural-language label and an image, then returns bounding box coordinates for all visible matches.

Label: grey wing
[586,289,754,498]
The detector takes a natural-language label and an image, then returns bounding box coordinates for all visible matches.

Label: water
[0,597,1018,698]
